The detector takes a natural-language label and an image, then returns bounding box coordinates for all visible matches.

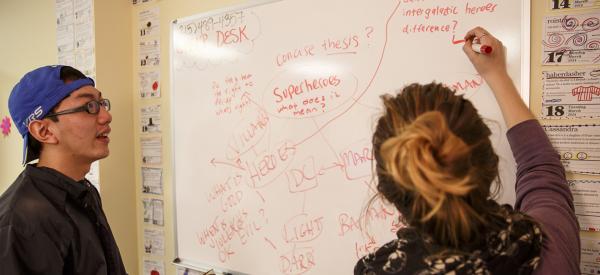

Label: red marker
[472,43,493,54]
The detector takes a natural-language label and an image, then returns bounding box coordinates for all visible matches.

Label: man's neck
[37,155,91,181]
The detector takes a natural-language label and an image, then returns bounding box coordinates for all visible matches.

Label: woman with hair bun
[355,27,579,275]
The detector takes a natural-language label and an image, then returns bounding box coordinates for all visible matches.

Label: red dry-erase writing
[472,43,493,54]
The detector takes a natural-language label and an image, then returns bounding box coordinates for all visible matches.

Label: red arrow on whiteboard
[210,157,245,170]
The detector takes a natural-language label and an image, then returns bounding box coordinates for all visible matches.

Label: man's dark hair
[27,66,87,162]
[60,66,87,83]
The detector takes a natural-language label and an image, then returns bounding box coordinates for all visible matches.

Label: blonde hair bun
[381,111,478,229]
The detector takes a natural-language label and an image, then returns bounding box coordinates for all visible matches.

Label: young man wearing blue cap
[0,65,127,274]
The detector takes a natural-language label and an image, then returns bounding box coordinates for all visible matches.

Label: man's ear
[28,120,58,145]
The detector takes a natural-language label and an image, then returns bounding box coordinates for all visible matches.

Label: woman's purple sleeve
[507,119,580,274]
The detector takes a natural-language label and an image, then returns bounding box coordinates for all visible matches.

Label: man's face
[49,85,112,164]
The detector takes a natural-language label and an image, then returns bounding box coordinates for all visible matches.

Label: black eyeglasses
[45,99,111,118]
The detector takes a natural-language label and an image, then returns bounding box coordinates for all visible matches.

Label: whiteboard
[171,0,529,274]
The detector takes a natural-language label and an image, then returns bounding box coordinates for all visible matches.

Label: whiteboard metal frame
[521,0,531,106]
[169,0,532,273]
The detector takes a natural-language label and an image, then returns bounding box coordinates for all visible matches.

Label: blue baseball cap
[8,65,95,165]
